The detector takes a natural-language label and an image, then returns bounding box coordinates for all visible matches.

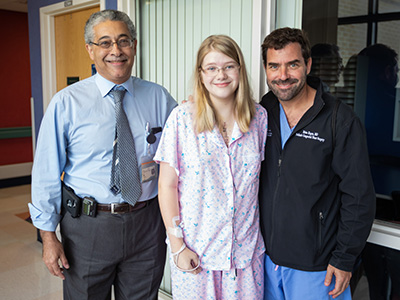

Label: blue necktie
[110,86,142,205]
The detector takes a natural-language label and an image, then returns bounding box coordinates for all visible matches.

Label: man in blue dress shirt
[29,10,177,299]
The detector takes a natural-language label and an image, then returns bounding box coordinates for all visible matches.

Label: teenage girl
[155,35,268,299]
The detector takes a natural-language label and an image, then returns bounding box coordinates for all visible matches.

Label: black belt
[62,182,156,217]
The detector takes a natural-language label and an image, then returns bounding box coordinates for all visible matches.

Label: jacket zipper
[318,211,324,254]
[270,154,282,254]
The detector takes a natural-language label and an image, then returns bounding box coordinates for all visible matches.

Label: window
[302,1,400,298]
[303,0,400,198]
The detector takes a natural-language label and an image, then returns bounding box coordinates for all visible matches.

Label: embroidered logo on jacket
[295,130,325,142]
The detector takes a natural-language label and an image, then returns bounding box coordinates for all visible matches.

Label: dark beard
[267,77,306,102]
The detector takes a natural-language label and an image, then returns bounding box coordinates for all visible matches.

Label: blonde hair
[193,35,255,134]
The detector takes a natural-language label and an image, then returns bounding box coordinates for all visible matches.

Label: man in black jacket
[259,27,375,299]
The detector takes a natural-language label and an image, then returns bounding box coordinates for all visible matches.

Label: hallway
[0,184,173,300]
[0,184,63,299]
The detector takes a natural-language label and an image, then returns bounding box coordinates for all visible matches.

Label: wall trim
[40,0,105,113]
[0,127,32,139]
[0,162,33,180]
[31,97,36,156]
[117,0,137,76]
[368,219,400,251]
[158,291,172,300]
[252,0,276,101]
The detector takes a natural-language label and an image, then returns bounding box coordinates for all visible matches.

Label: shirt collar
[94,73,135,97]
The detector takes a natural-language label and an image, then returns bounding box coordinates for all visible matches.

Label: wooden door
[55,6,99,92]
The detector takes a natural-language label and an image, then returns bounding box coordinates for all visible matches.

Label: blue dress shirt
[29,73,177,231]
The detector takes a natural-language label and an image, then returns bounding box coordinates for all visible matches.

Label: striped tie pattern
[110,86,142,205]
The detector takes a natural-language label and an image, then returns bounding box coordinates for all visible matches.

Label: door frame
[40,0,105,113]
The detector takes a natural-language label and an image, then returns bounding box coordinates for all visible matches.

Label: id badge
[140,155,158,183]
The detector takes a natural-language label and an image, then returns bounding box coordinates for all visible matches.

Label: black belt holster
[62,182,82,218]
[62,182,98,218]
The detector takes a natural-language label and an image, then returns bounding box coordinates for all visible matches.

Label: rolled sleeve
[29,95,67,231]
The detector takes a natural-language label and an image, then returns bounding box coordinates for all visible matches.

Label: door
[55,6,99,92]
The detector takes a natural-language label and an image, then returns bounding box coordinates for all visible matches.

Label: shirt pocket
[149,132,163,155]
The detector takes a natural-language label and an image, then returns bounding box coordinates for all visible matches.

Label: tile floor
[0,184,370,300]
[0,184,63,300]
[0,184,172,300]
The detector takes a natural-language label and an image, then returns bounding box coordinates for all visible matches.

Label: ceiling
[0,0,27,13]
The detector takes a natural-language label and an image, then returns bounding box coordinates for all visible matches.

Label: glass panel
[310,44,343,94]
[379,0,400,14]
[372,21,400,222]
[337,24,368,69]
[356,22,400,219]
[304,2,400,299]
[377,20,400,88]
[335,24,368,107]
[338,0,368,17]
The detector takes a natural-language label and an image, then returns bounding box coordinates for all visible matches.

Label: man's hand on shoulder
[324,264,352,298]
[181,95,194,104]
[40,230,69,280]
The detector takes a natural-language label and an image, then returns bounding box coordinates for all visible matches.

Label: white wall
[136,0,255,103]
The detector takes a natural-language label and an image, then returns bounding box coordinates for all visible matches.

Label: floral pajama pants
[170,253,264,300]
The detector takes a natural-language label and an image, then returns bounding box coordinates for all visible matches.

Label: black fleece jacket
[259,76,376,272]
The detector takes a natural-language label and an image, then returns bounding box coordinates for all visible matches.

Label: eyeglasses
[200,63,240,76]
[89,38,134,50]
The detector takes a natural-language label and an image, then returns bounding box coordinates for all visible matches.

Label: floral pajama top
[154,102,268,271]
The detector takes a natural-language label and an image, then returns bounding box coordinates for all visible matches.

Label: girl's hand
[172,244,202,274]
